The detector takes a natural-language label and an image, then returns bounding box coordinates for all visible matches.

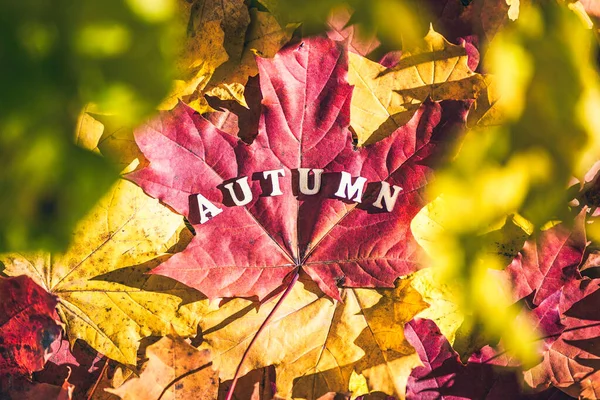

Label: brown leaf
[87,363,134,400]
[206,7,298,105]
[106,336,218,400]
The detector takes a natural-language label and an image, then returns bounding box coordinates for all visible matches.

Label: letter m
[334,171,367,203]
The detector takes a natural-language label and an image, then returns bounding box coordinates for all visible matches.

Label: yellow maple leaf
[200,275,428,399]
[0,178,208,365]
[410,268,464,344]
[348,26,487,145]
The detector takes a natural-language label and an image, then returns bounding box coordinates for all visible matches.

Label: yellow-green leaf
[75,107,141,173]
[348,26,486,145]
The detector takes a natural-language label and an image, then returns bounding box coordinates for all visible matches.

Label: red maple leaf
[128,37,467,300]
[0,275,62,377]
[524,277,600,396]
[405,318,525,399]
[404,318,569,399]
[504,211,587,306]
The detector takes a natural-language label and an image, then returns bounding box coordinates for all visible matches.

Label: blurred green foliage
[4,0,600,369]
[257,0,431,48]
[413,0,600,362]
[0,0,181,251]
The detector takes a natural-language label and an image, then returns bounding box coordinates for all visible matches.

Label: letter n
[372,182,403,212]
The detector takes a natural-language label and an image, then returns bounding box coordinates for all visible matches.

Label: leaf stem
[86,357,109,400]
[225,269,300,400]
[157,361,213,400]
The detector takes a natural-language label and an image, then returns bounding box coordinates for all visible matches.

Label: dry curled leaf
[160,0,247,112]
[206,7,298,102]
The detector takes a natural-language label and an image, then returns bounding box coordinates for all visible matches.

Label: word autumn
[195,168,403,224]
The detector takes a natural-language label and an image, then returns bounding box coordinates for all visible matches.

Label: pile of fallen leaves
[3,0,600,399]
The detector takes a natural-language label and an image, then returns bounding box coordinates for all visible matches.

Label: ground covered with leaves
[3,0,600,399]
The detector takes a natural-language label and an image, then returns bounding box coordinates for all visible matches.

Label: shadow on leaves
[91,256,206,306]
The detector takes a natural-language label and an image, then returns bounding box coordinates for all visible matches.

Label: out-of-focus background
[3,0,600,371]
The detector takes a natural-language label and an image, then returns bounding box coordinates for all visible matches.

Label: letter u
[223,176,253,206]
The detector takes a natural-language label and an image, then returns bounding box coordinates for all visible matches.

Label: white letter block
[263,169,285,196]
[223,176,253,206]
[196,194,223,224]
[334,171,367,203]
[298,168,324,195]
[372,181,403,212]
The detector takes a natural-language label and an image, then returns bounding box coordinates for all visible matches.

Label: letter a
[372,182,403,212]
[263,169,285,196]
[223,176,253,206]
[196,194,223,224]
[334,171,367,203]
[298,168,323,195]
